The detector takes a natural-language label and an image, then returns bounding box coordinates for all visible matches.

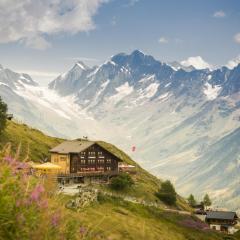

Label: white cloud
[181,56,211,70]
[213,10,226,18]
[23,35,52,50]
[0,0,107,50]
[226,55,240,69]
[158,37,168,44]
[234,33,240,44]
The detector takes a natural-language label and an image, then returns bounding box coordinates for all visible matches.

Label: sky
[0,0,240,85]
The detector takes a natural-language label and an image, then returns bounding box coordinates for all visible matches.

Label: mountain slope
[48,50,240,212]
[1,50,240,212]
[0,120,230,240]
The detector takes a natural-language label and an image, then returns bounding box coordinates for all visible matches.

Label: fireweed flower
[79,226,87,235]
[30,184,44,202]
[51,212,60,227]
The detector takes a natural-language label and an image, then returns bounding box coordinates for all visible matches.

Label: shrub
[110,173,134,191]
[155,180,176,205]
[0,96,7,135]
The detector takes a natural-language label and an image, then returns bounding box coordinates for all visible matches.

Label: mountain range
[0,50,240,212]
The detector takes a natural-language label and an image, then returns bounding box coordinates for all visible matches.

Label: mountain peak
[131,49,145,57]
[74,61,89,70]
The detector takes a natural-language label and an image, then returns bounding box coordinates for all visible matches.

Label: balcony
[57,170,119,178]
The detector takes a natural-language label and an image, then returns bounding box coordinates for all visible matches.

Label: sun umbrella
[33,162,62,170]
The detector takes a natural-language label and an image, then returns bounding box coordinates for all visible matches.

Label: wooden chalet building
[205,211,238,234]
[50,140,123,183]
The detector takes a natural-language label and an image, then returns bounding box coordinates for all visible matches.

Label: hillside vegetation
[0,120,239,240]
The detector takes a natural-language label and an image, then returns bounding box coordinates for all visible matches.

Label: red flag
[132,146,136,152]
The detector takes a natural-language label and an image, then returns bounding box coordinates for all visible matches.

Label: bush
[0,96,7,135]
[110,173,134,191]
[155,180,176,205]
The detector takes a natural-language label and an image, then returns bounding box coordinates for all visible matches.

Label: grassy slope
[58,195,226,240]
[0,120,63,161]
[1,120,239,239]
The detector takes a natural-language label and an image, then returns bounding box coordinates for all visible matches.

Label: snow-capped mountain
[1,50,240,211]
[48,50,240,211]
[0,65,122,142]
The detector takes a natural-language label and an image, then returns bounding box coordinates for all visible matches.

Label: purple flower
[51,212,60,227]
[30,184,44,202]
[181,218,209,230]
[79,226,87,235]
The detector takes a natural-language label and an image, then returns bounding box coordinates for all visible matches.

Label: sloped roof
[50,140,95,154]
[49,141,123,162]
[206,211,238,220]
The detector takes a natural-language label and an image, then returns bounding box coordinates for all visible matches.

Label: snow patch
[158,92,170,102]
[164,82,171,88]
[13,82,94,120]
[109,82,134,103]
[139,75,155,83]
[207,75,212,81]
[203,82,222,100]
[0,82,9,87]
[76,62,86,70]
[139,83,159,99]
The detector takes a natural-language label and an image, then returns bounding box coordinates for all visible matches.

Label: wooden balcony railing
[57,170,119,178]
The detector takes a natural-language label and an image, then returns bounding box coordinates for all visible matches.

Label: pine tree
[203,194,212,208]
[187,194,196,207]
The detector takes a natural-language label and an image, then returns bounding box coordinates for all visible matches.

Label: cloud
[23,35,52,50]
[226,55,240,69]
[234,33,240,44]
[158,37,168,44]
[0,0,107,50]
[213,10,226,18]
[181,56,211,70]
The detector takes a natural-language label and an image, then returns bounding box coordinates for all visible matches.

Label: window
[106,167,111,171]
[80,152,86,155]
[98,159,104,164]
[60,156,66,161]
[88,151,95,156]
[98,151,103,155]
[106,159,111,163]
[81,159,86,164]
[88,159,95,164]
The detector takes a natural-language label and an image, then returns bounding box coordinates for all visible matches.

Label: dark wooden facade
[69,143,119,174]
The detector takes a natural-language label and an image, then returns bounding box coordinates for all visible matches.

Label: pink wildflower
[51,212,60,227]
[30,184,44,202]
